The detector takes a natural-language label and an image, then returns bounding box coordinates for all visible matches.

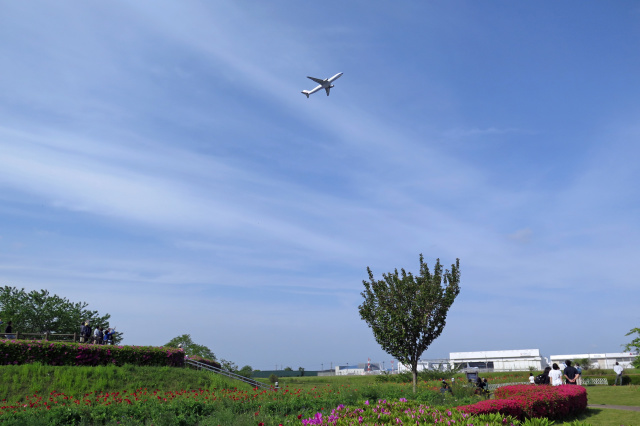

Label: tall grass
[0,363,244,402]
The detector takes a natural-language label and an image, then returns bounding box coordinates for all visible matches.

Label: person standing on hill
[94,327,103,345]
[529,373,535,384]
[563,360,579,385]
[550,363,563,386]
[81,322,92,344]
[613,362,624,386]
[4,321,15,339]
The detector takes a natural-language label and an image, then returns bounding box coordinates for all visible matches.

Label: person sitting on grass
[474,377,483,395]
[440,379,453,395]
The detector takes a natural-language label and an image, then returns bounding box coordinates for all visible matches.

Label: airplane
[301,72,343,98]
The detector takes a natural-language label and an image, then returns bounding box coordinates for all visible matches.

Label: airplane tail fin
[301,91,310,98]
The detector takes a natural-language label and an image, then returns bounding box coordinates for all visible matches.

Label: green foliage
[0,286,117,343]
[573,358,591,370]
[218,358,238,372]
[359,254,461,392]
[268,373,278,383]
[0,363,244,402]
[375,369,452,383]
[623,327,640,368]
[164,334,216,361]
[238,365,253,378]
[0,339,184,367]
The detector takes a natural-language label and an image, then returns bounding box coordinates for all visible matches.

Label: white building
[549,352,638,369]
[449,349,545,372]
[397,359,452,373]
[334,362,384,375]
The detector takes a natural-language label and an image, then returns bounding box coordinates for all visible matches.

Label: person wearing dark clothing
[541,366,552,385]
[440,379,453,394]
[474,377,483,394]
[563,360,580,385]
[81,322,92,344]
[4,321,15,339]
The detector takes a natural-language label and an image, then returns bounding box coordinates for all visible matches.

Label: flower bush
[0,340,184,367]
[187,354,221,370]
[301,399,489,425]
[457,384,587,420]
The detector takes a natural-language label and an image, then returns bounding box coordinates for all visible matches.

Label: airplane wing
[307,76,325,85]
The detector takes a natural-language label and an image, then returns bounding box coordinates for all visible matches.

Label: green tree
[220,358,238,372]
[238,365,253,378]
[623,327,640,368]
[164,334,216,360]
[359,254,461,393]
[0,286,117,343]
[573,358,591,370]
[298,366,305,377]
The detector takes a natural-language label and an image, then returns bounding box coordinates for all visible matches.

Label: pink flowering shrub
[0,340,184,367]
[188,355,221,370]
[457,385,587,420]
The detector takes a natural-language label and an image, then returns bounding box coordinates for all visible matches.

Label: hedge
[457,384,587,420]
[188,355,222,370]
[0,339,184,367]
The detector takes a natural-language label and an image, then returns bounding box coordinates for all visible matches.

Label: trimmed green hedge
[0,339,184,367]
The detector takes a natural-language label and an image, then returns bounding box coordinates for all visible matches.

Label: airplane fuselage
[302,72,343,98]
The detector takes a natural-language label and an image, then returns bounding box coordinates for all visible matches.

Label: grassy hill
[0,363,250,403]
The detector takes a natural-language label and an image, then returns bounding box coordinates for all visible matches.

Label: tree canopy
[164,334,216,361]
[623,327,640,368]
[359,255,460,393]
[0,286,117,342]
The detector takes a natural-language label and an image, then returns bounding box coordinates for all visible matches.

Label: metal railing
[2,332,77,341]
[185,359,271,389]
[1,331,123,344]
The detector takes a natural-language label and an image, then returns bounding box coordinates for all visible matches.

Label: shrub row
[0,339,184,367]
[457,384,587,420]
[187,355,222,370]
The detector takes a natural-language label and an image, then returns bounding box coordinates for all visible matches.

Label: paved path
[589,404,640,412]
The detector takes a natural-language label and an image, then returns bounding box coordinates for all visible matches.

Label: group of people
[531,360,581,386]
[474,377,490,395]
[80,321,115,345]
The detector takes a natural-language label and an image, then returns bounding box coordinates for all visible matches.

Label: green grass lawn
[1,364,638,425]
[586,384,640,406]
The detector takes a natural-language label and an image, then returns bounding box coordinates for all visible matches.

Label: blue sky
[1,1,639,370]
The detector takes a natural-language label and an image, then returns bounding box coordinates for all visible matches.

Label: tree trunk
[412,360,418,394]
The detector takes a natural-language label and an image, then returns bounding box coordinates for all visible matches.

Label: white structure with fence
[549,352,637,369]
[449,349,545,372]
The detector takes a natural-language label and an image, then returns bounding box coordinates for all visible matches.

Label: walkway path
[588,404,640,412]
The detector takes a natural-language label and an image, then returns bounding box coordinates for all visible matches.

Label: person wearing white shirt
[549,363,563,386]
[613,362,624,386]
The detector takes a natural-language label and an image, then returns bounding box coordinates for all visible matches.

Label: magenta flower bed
[0,340,184,367]
[457,384,587,420]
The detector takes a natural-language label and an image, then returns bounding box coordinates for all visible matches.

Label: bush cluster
[0,339,184,367]
[375,370,453,383]
[187,355,221,370]
[457,384,587,420]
